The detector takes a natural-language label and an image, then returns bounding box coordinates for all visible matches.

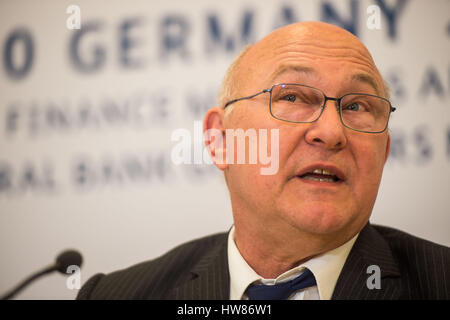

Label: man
[77,21,450,300]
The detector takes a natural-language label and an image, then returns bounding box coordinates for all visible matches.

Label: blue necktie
[245,268,317,300]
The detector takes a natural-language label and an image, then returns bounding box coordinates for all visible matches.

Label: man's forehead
[238,23,383,92]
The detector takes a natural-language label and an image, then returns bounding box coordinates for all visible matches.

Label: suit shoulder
[372,224,450,252]
[371,224,450,299]
[77,232,228,300]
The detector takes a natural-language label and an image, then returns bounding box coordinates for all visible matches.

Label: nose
[304,99,347,150]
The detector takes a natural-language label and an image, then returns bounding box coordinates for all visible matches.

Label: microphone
[1,249,83,300]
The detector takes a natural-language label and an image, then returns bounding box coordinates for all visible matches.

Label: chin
[282,203,358,236]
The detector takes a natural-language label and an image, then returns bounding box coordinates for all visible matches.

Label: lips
[294,164,346,183]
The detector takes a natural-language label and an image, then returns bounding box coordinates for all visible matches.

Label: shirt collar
[227,226,358,300]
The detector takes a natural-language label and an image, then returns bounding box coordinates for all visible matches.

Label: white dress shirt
[227,226,358,300]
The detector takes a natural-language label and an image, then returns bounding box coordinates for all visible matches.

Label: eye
[344,102,360,111]
[281,94,297,102]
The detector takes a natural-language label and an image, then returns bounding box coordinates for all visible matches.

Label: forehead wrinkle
[264,36,376,60]
[271,45,377,71]
[273,58,379,89]
[256,40,380,75]
[261,54,382,95]
[268,64,318,84]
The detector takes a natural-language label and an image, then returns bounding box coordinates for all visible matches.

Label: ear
[384,132,391,164]
[203,107,228,171]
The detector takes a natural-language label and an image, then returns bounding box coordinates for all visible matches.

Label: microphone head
[55,250,83,274]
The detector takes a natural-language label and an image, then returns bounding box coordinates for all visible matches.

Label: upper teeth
[312,168,334,176]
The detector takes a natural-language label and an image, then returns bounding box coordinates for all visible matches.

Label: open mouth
[297,168,344,183]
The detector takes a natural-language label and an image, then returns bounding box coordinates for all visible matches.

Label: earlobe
[203,107,228,170]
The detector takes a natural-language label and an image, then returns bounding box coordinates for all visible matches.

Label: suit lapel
[332,222,402,299]
[167,222,403,300]
[169,235,230,299]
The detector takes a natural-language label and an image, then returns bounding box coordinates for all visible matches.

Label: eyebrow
[350,73,380,95]
[268,64,380,95]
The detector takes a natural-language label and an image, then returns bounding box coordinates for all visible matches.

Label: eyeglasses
[223,83,396,134]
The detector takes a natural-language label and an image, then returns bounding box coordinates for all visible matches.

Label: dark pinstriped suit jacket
[77,223,450,300]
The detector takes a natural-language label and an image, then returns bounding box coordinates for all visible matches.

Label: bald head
[219,21,389,109]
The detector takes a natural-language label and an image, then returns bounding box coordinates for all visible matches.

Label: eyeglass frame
[223,83,397,134]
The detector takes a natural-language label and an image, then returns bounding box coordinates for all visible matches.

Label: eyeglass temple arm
[223,89,271,109]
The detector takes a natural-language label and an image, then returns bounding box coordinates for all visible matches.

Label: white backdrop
[0,0,449,299]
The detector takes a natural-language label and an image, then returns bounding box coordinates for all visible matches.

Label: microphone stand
[1,265,57,300]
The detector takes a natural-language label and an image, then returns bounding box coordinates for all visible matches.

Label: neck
[233,216,355,279]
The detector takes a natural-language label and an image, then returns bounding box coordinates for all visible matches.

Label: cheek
[227,164,282,215]
[225,110,306,210]
[351,139,388,199]
[277,124,307,166]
